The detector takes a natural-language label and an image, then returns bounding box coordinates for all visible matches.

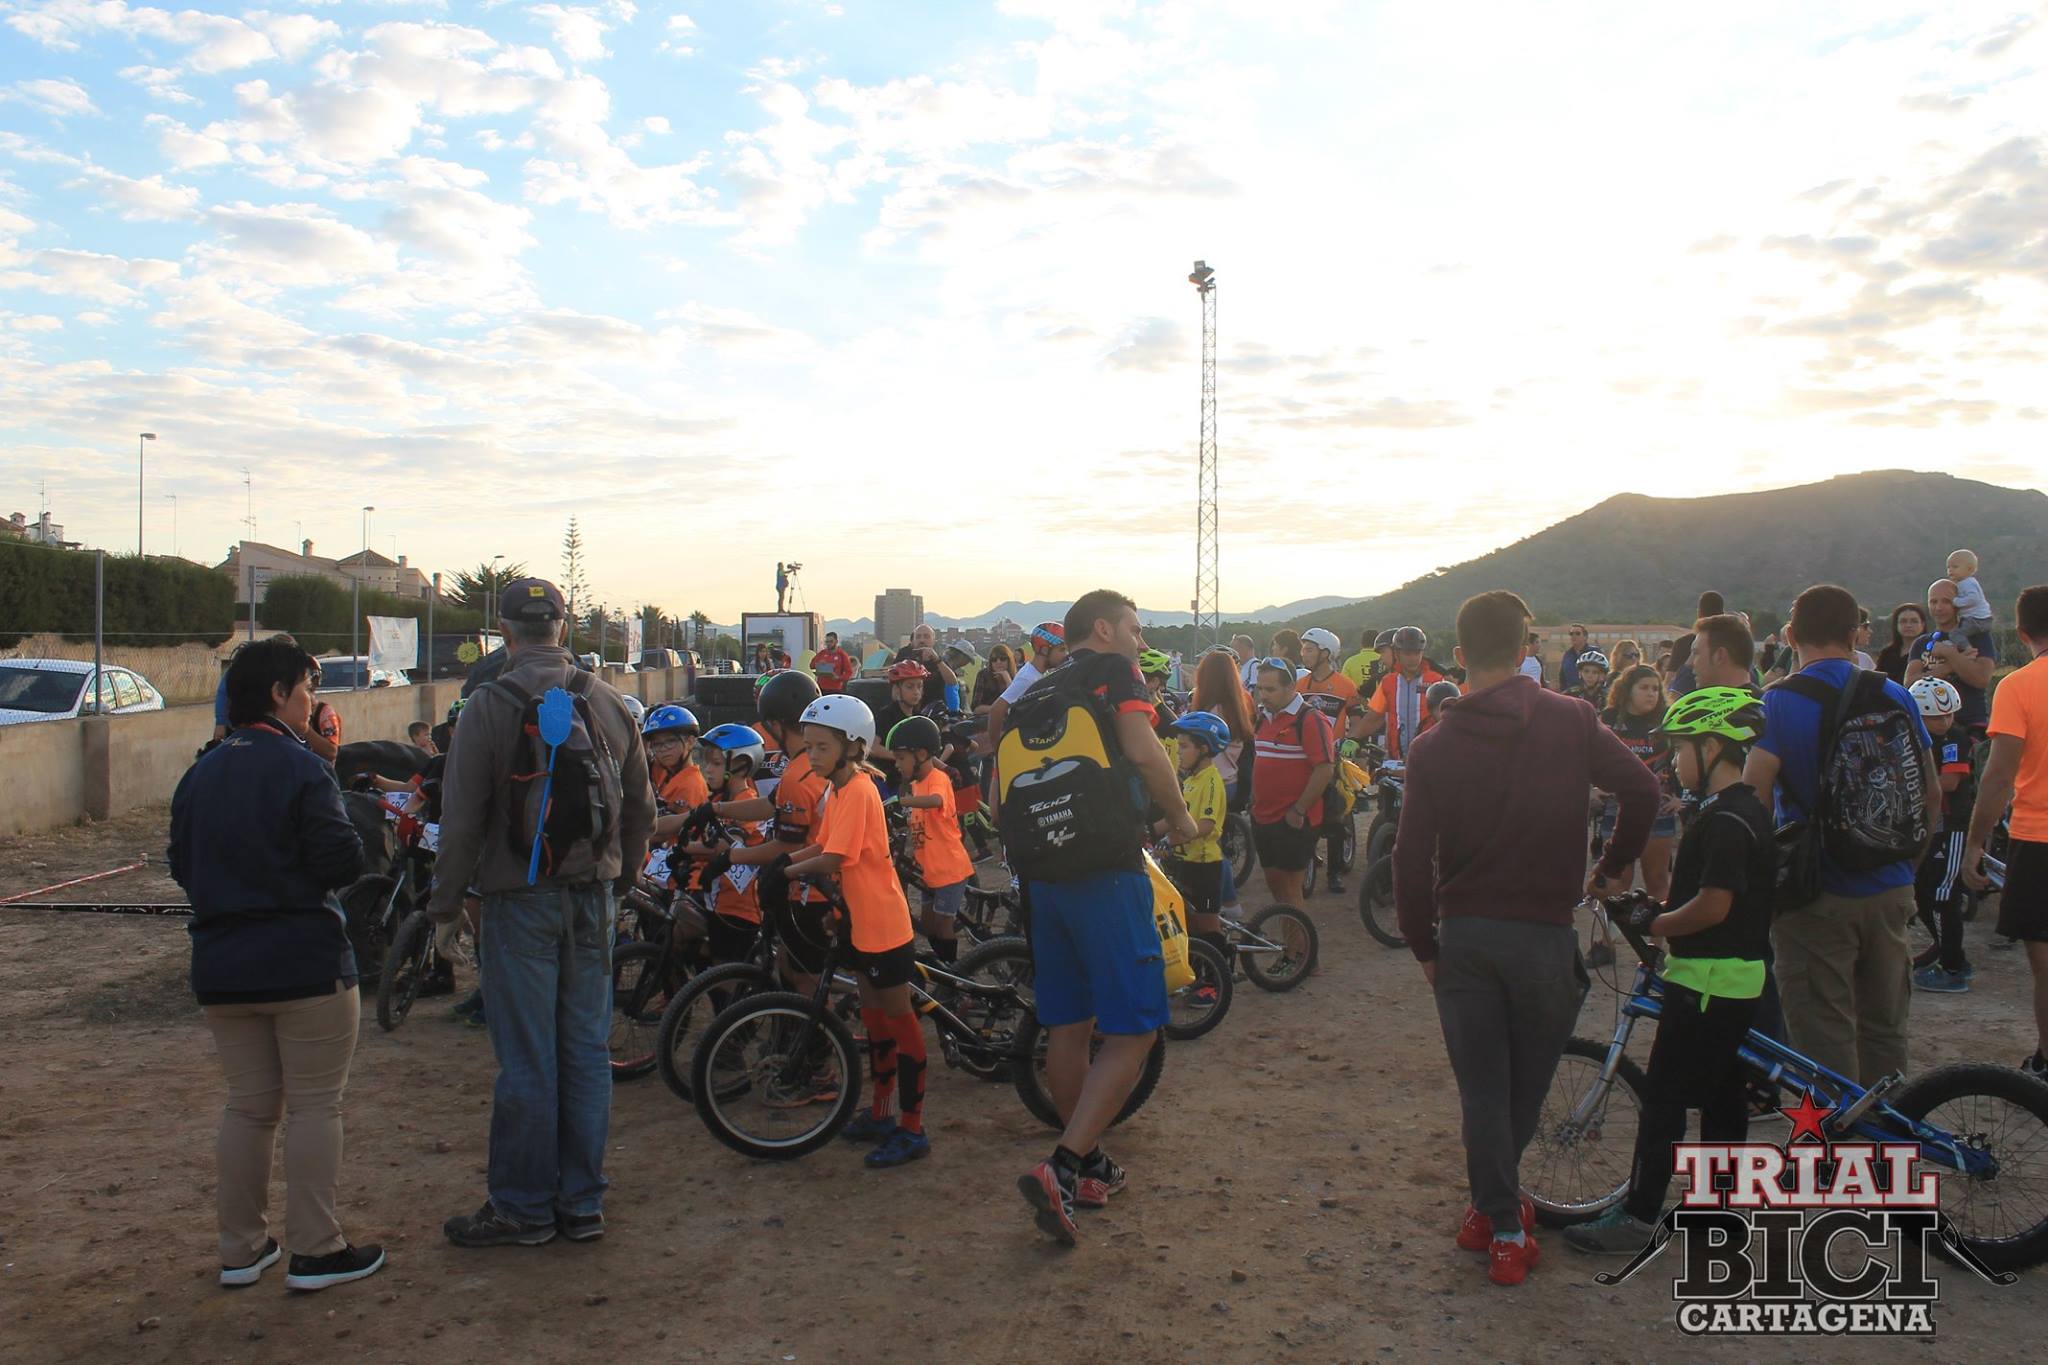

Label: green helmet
[1658,687,1764,744]
[1137,648,1173,677]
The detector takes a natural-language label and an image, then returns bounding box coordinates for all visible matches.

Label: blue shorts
[1026,868,1169,1035]
[923,879,966,919]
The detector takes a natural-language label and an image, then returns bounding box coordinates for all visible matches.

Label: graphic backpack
[1775,669,1932,893]
[490,668,625,883]
[996,667,1146,881]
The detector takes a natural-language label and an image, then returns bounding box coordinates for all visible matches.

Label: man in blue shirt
[1906,578,1998,735]
[1744,585,1939,1085]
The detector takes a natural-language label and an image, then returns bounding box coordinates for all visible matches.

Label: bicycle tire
[1890,1063,2048,1272]
[1242,905,1319,992]
[1333,812,1357,873]
[654,960,776,1104]
[341,874,399,979]
[376,910,433,1033]
[1357,821,1404,948]
[1303,849,1319,896]
[1164,938,1233,1041]
[691,992,863,1160]
[949,936,1035,1081]
[1011,1014,1165,1131]
[608,942,682,1081]
[1522,1037,1647,1227]
[1224,812,1257,887]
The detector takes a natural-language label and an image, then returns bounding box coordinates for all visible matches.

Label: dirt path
[2,809,2043,1362]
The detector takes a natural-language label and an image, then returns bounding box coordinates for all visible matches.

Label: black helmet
[887,715,944,755]
[757,669,821,727]
[1373,629,1397,651]
[1425,680,1462,714]
[1391,626,1428,652]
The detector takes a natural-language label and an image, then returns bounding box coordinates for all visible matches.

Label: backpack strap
[1774,667,1865,825]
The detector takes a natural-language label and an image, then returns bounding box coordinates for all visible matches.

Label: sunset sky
[2,1,2044,620]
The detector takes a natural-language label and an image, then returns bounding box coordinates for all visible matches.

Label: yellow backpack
[1143,850,1196,990]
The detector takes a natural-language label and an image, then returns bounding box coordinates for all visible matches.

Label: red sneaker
[1489,1235,1541,1286]
[1018,1161,1079,1246]
[1075,1151,1127,1209]
[1456,1196,1536,1251]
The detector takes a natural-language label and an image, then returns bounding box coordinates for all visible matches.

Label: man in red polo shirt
[1251,658,1337,908]
[811,632,855,694]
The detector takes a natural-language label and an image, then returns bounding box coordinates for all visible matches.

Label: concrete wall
[1,666,691,837]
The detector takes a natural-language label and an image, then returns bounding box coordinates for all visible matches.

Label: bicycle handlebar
[1596,892,1664,970]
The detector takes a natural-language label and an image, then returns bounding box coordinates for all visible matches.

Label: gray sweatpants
[1432,917,1588,1236]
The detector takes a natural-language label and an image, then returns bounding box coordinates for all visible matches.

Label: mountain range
[1276,470,2048,636]
[822,595,1356,638]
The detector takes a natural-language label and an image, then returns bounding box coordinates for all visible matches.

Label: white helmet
[1909,677,1961,718]
[1295,667,1311,682]
[798,693,876,746]
[1301,627,1341,657]
[620,695,646,726]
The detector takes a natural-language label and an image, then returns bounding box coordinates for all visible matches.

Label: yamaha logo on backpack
[996,670,1146,882]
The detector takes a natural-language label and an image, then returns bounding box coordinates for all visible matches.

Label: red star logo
[1780,1090,1834,1144]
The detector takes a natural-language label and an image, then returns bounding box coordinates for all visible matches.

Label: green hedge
[258,574,483,656]
[0,540,234,647]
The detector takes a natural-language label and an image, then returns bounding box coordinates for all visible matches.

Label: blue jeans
[479,883,615,1226]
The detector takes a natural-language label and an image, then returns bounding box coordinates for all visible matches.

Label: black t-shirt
[1665,783,1775,963]
[1600,707,1673,789]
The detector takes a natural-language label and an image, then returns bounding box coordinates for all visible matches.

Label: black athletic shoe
[559,1210,604,1243]
[1326,874,1346,896]
[443,1201,556,1248]
[2024,1052,2048,1082]
[219,1237,281,1288]
[283,1243,385,1292]
[418,962,457,999]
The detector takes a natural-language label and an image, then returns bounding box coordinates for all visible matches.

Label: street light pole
[164,493,178,559]
[136,432,157,556]
[354,505,374,689]
[488,553,505,639]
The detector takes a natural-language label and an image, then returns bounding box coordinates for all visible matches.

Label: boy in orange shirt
[787,694,930,1169]
[643,706,709,846]
[888,715,975,966]
[681,723,773,964]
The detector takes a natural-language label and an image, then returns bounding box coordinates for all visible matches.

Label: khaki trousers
[202,985,359,1263]
[1771,884,1915,1086]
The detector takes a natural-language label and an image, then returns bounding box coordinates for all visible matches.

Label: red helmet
[886,659,931,682]
[1029,621,1065,650]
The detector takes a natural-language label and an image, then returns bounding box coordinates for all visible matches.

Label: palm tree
[449,560,527,612]
[689,610,711,648]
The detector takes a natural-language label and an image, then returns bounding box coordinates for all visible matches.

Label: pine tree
[561,516,591,651]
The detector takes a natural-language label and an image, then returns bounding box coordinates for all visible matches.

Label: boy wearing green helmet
[1566,687,1776,1256]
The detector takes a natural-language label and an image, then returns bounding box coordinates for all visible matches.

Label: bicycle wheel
[1890,1063,2048,1272]
[1522,1037,1647,1227]
[950,936,1035,1081]
[340,874,399,979]
[376,910,433,1033]
[1224,812,1256,887]
[1357,821,1404,948]
[1242,905,1320,992]
[609,943,683,1081]
[1165,939,1233,1041]
[1011,1013,1165,1131]
[691,992,863,1160]
[1333,812,1358,873]
[654,960,776,1104]
[1303,849,1320,896]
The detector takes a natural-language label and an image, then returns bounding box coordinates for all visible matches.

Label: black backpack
[1772,668,1931,909]
[995,667,1146,882]
[490,668,624,884]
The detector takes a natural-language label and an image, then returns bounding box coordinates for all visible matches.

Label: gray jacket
[427,644,654,920]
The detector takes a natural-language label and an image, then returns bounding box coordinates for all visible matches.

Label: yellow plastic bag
[1329,756,1369,819]
[1144,850,1196,991]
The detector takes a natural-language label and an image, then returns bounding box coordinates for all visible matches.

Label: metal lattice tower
[1189,260,1219,649]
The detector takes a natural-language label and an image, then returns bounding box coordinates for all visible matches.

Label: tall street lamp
[487,553,505,635]
[136,432,157,555]
[164,493,178,559]
[353,505,374,688]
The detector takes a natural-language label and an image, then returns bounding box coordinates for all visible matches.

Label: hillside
[825,593,1357,638]
[1285,471,2048,635]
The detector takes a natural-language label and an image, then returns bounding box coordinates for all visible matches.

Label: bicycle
[376,907,469,1032]
[690,883,1164,1159]
[1354,754,1406,949]
[1164,936,1233,1041]
[607,869,714,1080]
[340,797,437,981]
[1224,903,1319,991]
[1220,809,1257,888]
[1523,892,2048,1273]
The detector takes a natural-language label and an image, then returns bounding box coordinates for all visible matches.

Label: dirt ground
[2,806,2044,1364]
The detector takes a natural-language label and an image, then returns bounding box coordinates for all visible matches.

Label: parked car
[637,648,682,671]
[315,655,411,691]
[0,658,167,725]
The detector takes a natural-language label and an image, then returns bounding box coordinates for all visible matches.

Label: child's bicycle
[1523,892,2048,1273]
[1222,902,1319,991]
[688,880,1165,1160]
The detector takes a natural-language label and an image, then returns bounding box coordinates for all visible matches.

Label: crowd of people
[162,548,2048,1297]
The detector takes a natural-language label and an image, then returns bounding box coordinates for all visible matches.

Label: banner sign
[366,615,419,674]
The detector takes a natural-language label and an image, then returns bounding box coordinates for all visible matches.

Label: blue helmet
[643,704,700,739]
[1167,710,1232,756]
[700,722,766,774]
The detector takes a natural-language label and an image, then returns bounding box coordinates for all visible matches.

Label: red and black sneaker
[1456,1195,1535,1252]
[1075,1150,1127,1209]
[1018,1159,1080,1246]
[1489,1234,1541,1286]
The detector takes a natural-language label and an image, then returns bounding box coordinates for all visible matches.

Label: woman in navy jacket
[168,636,383,1293]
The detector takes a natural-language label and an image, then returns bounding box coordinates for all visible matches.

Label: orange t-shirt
[773,750,832,905]
[1990,655,2048,842]
[1366,667,1446,758]
[816,771,914,953]
[909,767,974,889]
[708,781,769,924]
[654,760,709,812]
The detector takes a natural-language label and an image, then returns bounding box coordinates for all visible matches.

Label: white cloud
[642,114,669,134]
[660,11,694,56]
[200,199,396,287]
[65,166,203,221]
[0,247,179,304]
[10,77,97,118]
[119,64,199,105]
[529,4,612,65]
[145,113,232,168]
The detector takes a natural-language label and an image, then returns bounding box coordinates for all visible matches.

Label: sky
[1,1,2045,623]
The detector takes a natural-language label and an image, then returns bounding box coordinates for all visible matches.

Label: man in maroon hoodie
[1393,591,1660,1286]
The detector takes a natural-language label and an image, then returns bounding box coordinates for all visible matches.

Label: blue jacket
[168,718,365,1002]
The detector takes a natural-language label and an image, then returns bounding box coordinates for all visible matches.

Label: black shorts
[1167,857,1222,918]
[847,940,916,989]
[1252,818,1317,872]
[1996,839,2048,942]
[772,897,833,975]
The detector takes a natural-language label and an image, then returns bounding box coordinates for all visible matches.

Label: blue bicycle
[1522,893,2048,1274]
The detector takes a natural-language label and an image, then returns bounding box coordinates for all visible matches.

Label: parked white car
[0,658,167,725]
[315,655,412,691]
